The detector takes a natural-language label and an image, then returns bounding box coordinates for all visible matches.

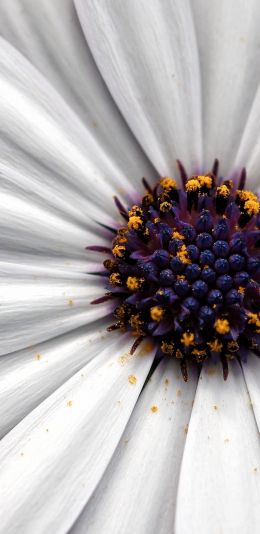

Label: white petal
[0,266,110,355]
[0,37,147,222]
[0,0,156,190]
[0,321,113,438]
[175,362,260,534]
[242,354,260,432]
[191,0,260,176]
[71,359,197,534]
[0,337,154,534]
[75,0,202,176]
[234,84,260,187]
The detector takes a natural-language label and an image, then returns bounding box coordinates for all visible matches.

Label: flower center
[89,161,260,381]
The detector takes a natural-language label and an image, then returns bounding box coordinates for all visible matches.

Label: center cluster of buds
[89,161,260,380]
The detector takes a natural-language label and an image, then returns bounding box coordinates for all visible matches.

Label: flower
[0,1,260,533]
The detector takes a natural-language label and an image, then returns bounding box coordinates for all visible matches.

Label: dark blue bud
[199,305,215,324]
[233,271,250,287]
[208,289,223,305]
[196,210,213,232]
[183,297,200,312]
[229,254,245,271]
[192,280,208,299]
[186,244,200,261]
[156,287,177,304]
[174,279,190,297]
[196,233,213,250]
[216,274,233,291]
[201,267,216,284]
[152,249,170,267]
[229,237,245,253]
[170,256,186,274]
[200,250,215,266]
[214,258,229,274]
[247,256,260,275]
[212,240,229,257]
[226,289,242,305]
[180,224,196,243]
[185,263,201,282]
[159,268,175,286]
[213,219,229,240]
[141,261,159,281]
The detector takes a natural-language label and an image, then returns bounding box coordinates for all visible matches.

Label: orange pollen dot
[150,306,164,321]
[150,405,158,413]
[128,215,143,230]
[181,332,195,346]
[172,231,185,240]
[247,312,260,328]
[128,374,137,385]
[238,286,245,294]
[177,245,191,264]
[214,319,230,335]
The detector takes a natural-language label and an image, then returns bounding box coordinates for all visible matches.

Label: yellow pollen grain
[160,177,177,190]
[214,318,230,335]
[172,231,184,240]
[128,205,143,218]
[161,341,174,354]
[126,276,143,291]
[213,405,218,411]
[36,353,42,361]
[112,244,125,258]
[165,378,169,386]
[198,175,212,188]
[247,312,260,328]
[160,201,172,212]
[185,178,200,192]
[150,306,164,322]
[128,374,137,385]
[238,286,245,294]
[177,245,191,264]
[181,332,195,347]
[67,400,73,407]
[217,184,230,197]
[128,215,143,230]
[244,199,259,216]
[184,424,189,434]
[68,299,74,306]
[109,272,121,286]
[208,339,223,352]
[150,404,158,413]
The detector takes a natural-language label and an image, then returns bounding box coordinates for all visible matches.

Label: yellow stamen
[159,201,172,212]
[185,178,200,192]
[217,184,230,197]
[128,205,143,217]
[109,273,121,286]
[238,286,245,294]
[172,231,184,240]
[197,175,212,189]
[128,215,143,231]
[247,312,260,329]
[181,332,195,347]
[160,177,177,190]
[112,244,125,258]
[150,306,164,322]
[208,339,223,352]
[126,276,144,291]
[214,319,230,335]
[244,199,259,216]
[161,341,175,354]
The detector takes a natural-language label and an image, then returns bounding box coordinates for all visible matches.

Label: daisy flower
[0,0,260,533]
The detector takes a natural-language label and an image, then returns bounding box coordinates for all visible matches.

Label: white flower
[0,0,260,533]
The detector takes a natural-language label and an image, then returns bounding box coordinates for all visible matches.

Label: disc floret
[89,163,260,380]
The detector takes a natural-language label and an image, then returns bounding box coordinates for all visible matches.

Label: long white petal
[242,354,260,432]
[0,337,154,534]
[191,0,260,176]
[0,321,114,438]
[0,266,110,355]
[71,359,197,534]
[0,0,156,191]
[75,0,202,176]
[175,362,260,534]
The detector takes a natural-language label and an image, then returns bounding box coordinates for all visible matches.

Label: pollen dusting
[118,352,132,366]
[35,353,42,361]
[128,374,137,385]
[253,467,258,474]
[150,404,158,413]
[213,405,218,411]
[67,400,73,407]
[165,378,169,386]
[68,299,74,306]
[184,424,189,434]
